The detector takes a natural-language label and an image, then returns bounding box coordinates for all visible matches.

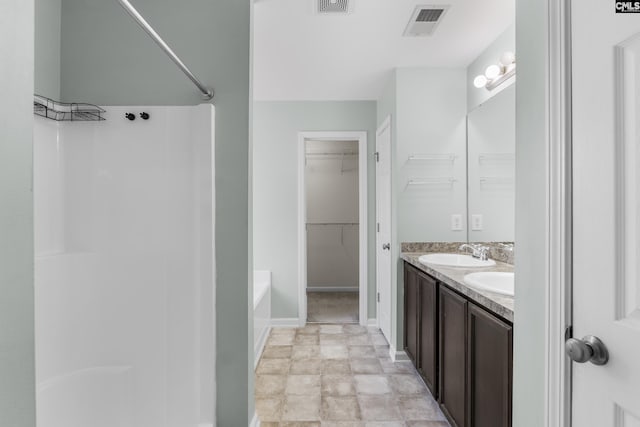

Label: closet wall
[306,140,359,291]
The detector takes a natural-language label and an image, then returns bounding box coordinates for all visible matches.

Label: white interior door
[376,117,392,342]
[571,2,640,424]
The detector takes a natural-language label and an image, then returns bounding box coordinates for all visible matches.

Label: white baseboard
[249,411,260,427]
[307,287,359,292]
[389,345,409,362]
[254,325,271,369]
[271,318,300,327]
[367,318,378,328]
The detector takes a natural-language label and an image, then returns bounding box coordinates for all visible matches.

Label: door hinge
[377,222,380,232]
[374,152,379,162]
[377,292,380,303]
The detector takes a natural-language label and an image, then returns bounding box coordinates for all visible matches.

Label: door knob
[382,243,390,250]
[565,335,609,365]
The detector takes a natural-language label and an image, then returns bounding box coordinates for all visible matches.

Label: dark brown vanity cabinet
[467,303,513,427]
[403,264,438,396]
[439,285,468,427]
[403,261,513,427]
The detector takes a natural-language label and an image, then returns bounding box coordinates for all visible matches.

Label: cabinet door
[467,303,513,427]
[439,285,467,427]
[417,271,438,397]
[403,264,419,363]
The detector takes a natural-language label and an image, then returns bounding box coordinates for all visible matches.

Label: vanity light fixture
[473,51,516,91]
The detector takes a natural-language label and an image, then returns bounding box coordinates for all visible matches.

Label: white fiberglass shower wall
[34,105,216,427]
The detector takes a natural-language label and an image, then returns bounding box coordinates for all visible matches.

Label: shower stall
[34,105,216,427]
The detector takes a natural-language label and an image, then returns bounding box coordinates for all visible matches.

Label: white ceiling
[253,0,514,101]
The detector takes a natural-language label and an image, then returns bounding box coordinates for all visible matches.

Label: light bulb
[485,64,501,80]
[500,51,516,66]
[473,75,488,88]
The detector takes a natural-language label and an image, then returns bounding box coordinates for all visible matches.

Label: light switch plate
[451,214,463,231]
[471,214,483,231]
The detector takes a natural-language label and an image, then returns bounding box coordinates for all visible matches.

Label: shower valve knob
[125,113,136,121]
[140,112,150,120]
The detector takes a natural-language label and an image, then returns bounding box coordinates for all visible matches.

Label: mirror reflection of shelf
[406,177,457,190]
[408,153,457,163]
[479,176,514,185]
[478,153,515,163]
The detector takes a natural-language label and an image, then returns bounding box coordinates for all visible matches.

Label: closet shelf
[408,154,457,162]
[34,94,106,122]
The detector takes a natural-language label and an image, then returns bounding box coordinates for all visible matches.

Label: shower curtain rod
[117,0,214,100]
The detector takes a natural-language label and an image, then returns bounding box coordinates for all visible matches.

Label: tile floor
[255,324,451,427]
[307,292,359,324]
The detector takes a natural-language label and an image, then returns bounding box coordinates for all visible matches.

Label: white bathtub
[254,271,272,367]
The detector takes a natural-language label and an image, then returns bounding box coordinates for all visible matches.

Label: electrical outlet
[471,214,483,231]
[451,214,463,231]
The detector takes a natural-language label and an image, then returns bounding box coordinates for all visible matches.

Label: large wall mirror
[466,84,515,242]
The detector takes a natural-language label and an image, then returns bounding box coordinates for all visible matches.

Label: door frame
[375,115,392,342]
[546,0,572,426]
[297,131,369,327]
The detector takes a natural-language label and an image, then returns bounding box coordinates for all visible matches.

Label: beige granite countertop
[401,252,514,323]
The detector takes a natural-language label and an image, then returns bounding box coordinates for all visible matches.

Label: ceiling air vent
[404,5,450,36]
[317,0,350,14]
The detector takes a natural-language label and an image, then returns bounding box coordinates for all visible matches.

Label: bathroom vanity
[401,253,513,427]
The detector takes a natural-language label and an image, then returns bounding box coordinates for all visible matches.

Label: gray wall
[513,0,547,425]
[377,68,467,350]
[253,101,377,320]
[467,25,515,112]
[35,0,61,99]
[57,0,252,424]
[0,1,36,425]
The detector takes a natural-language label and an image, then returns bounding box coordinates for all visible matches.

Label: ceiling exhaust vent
[404,5,450,36]
[317,0,350,14]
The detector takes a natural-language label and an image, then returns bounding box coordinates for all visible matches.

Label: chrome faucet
[459,243,491,261]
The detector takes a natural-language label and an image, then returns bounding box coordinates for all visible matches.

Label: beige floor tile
[353,375,391,395]
[262,345,293,359]
[350,358,383,374]
[397,396,446,422]
[292,345,321,360]
[406,421,450,427]
[298,324,321,334]
[374,346,391,358]
[364,422,406,427]
[269,334,296,346]
[272,328,297,336]
[322,359,352,375]
[380,360,415,375]
[256,374,288,396]
[290,358,323,375]
[321,345,350,359]
[321,422,365,427]
[322,396,361,421]
[369,334,389,346]
[257,358,291,375]
[343,324,368,335]
[307,292,359,324]
[388,375,427,395]
[256,397,283,422]
[282,395,322,421]
[320,324,344,334]
[321,374,356,396]
[321,334,348,346]
[357,395,401,421]
[286,374,322,395]
[348,346,377,358]
[348,335,373,346]
[296,334,321,345]
[280,422,322,427]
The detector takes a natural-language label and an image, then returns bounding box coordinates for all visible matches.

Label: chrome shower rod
[117,0,214,100]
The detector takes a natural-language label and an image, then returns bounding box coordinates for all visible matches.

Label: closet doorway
[297,132,368,326]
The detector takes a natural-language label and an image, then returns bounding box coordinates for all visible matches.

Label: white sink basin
[464,272,515,296]
[418,253,496,268]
